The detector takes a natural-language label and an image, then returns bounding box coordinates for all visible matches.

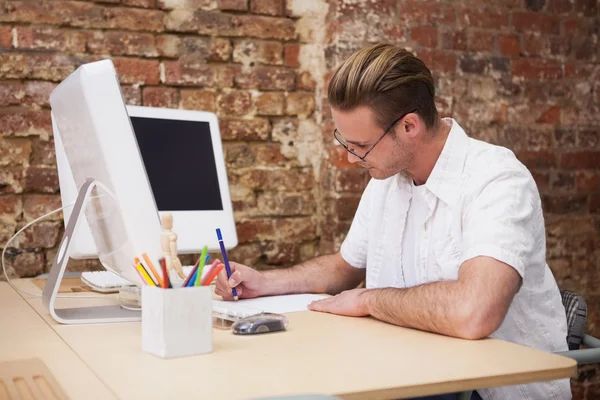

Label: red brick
[123,0,156,7]
[442,30,467,51]
[218,0,248,10]
[579,129,600,148]
[574,0,597,16]
[3,251,46,278]
[286,92,315,116]
[250,0,283,16]
[235,66,295,90]
[231,167,314,191]
[0,25,11,49]
[547,0,573,13]
[512,58,562,80]
[498,34,520,57]
[512,12,559,34]
[254,144,289,166]
[0,81,23,106]
[542,194,588,214]
[113,57,159,85]
[554,128,577,148]
[336,0,396,16]
[87,31,157,57]
[166,10,295,40]
[516,150,557,168]
[530,170,550,192]
[18,221,61,249]
[536,106,560,124]
[0,195,22,220]
[180,89,216,112]
[0,53,79,81]
[263,242,297,265]
[335,167,369,192]
[24,166,59,193]
[209,38,232,62]
[217,90,254,116]
[0,108,51,138]
[297,71,316,91]
[284,44,300,67]
[0,167,25,194]
[4,1,70,25]
[564,63,598,79]
[235,15,296,40]
[121,85,142,105]
[255,92,285,115]
[468,30,494,52]
[103,7,165,32]
[398,1,455,26]
[157,0,216,10]
[156,34,181,58]
[576,171,600,192]
[561,152,600,169]
[163,61,238,87]
[30,139,56,166]
[15,26,86,53]
[550,171,575,192]
[419,50,456,73]
[236,219,274,243]
[254,191,315,217]
[457,8,510,30]
[142,87,179,108]
[219,118,270,141]
[561,17,592,37]
[233,40,283,66]
[591,194,600,213]
[411,26,438,48]
[23,81,56,107]
[0,138,31,167]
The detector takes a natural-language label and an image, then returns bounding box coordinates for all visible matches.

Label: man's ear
[403,113,421,139]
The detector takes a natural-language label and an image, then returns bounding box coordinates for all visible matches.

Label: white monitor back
[50,59,163,285]
[55,105,238,259]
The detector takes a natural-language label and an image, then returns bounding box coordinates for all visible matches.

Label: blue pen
[216,228,238,300]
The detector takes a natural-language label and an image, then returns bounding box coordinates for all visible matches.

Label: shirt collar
[424,118,469,206]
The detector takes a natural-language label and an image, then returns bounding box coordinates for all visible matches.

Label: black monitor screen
[130,116,223,211]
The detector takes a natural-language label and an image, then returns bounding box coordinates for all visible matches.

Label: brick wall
[0,0,598,397]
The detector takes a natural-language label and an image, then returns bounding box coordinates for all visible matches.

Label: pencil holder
[141,285,213,358]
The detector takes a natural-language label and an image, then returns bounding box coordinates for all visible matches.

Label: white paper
[212,294,326,318]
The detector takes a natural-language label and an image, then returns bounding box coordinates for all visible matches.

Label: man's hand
[308,288,370,317]
[215,262,268,300]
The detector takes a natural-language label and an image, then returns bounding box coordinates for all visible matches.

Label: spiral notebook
[212,294,326,319]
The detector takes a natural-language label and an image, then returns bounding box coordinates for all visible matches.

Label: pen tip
[233,295,239,301]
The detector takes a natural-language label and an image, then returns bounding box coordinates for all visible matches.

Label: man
[216,44,570,400]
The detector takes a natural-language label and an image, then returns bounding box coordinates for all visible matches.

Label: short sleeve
[340,180,374,269]
[460,167,543,278]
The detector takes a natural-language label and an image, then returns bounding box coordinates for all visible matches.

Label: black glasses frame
[333,109,418,161]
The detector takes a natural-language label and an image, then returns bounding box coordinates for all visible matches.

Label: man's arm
[263,252,366,295]
[309,256,521,339]
[216,251,366,300]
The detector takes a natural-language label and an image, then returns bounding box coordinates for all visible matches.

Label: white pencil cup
[141,285,213,358]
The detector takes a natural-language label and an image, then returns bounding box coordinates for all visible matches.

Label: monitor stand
[42,178,141,324]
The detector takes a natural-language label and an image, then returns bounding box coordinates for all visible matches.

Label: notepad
[212,294,326,319]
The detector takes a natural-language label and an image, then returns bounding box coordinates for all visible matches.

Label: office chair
[458,289,600,400]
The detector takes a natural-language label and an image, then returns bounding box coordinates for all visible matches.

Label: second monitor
[55,105,238,258]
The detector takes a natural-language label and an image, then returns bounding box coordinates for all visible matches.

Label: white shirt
[399,182,428,288]
[340,118,571,400]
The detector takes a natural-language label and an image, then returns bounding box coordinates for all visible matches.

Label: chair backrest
[560,289,587,350]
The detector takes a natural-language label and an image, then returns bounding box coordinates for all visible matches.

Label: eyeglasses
[333,109,418,162]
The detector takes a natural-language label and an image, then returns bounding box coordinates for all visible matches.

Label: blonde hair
[327,44,438,131]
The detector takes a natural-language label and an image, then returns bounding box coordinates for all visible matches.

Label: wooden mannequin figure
[160,212,185,279]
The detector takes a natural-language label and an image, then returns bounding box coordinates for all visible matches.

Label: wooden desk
[0,282,116,399]
[9,279,576,400]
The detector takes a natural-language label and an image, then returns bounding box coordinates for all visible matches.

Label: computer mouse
[231,313,288,335]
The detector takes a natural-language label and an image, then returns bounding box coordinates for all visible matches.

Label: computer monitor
[54,106,238,259]
[43,59,163,323]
